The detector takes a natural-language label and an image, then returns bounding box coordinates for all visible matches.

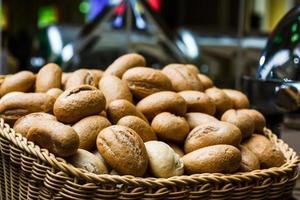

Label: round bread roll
[27,119,79,157]
[239,109,266,133]
[179,91,216,115]
[65,69,97,89]
[46,88,63,99]
[54,85,106,124]
[221,109,255,139]
[182,144,241,174]
[0,92,55,125]
[184,121,242,153]
[35,63,62,92]
[14,112,56,137]
[136,91,187,121]
[103,53,146,78]
[162,64,203,91]
[117,115,157,142]
[107,99,148,124]
[96,125,148,176]
[242,134,285,168]
[223,89,249,109]
[0,71,35,96]
[167,142,185,157]
[92,149,111,170]
[122,67,173,99]
[239,145,260,172]
[68,149,108,174]
[151,112,189,143]
[205,87,233,117]
[198,74,214,89]
[185,112,219,129]
[145,141,184,178]
[99,75,133,104]
[72,115,111,150]
[185,64,200,74]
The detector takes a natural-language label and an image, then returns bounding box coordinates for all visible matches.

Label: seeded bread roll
[96,125,148,176]
[182,144,241,174]
[122,67,173,99]
[103,53,146,78]
[0,71,35,96]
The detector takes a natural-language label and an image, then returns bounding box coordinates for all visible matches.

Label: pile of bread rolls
[0,53,285,177]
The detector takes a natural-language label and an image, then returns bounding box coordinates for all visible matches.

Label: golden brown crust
[223,89,249,109]
[179,90,216,115]
[198,74,214,89]
[99,75,133,105]
[185,112,219,129]
[103,53,146,78]
[0,71,35,96]
[184,121,242,153]
[239,109,266,133]
[65,69,97,90]
[13,112,56,137]
[166,142,185,157]
[96,125,148,176]
[239,145,260,172]
[205,87,233,117]
[242,134,285,168]
[46,88,63,99]
[35,63,62,92]
[185,64,200,74]
[122,67,173,99]
[162,64,203,92]
[182,144,241,174]
[107,99,148,124]
[151,112,189,143]
[53,85,106,124]
[27,119,79,157]
[136,91,187,121]
[117,115,157,142]
[221,109,255,139]
[72,115,111,150]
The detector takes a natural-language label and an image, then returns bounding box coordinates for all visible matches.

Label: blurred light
[62,44,74,62]
[38,6,57,28]
[47,26,63,55]
[30,57,45,68]
[148,0,161,12]
[136,16,146,29]
[259,55,265,66]
[88,0,109,21]
[180,30,199,59]
[273,35,282,44]
[291,23,298,32]
[294,57,299,64]
[113,15,123,28]
[291,33,300,43]
[79,1,90,14]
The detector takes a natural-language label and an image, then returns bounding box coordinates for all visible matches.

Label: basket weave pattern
[0,118,299,200]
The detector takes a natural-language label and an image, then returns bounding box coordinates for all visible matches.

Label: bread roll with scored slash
[35,63,62,92]
[103,53,146,78]
[145,141,184,178]
[184,121,242,153]
[122,67,173,99]
[27,119,79,157]
[0,92,55,125]
[162,64,203,92]
[182,144,241,174]
[96,125,148,176]
[0,71,35,96]
[64,69,97,89]
[136,91,187,121]
[99,75,133,105]
[54,85,106,124]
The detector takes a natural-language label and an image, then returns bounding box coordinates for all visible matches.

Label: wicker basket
[0,118,299,200]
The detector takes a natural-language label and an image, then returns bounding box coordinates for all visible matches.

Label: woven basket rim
[0,118,299,187]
